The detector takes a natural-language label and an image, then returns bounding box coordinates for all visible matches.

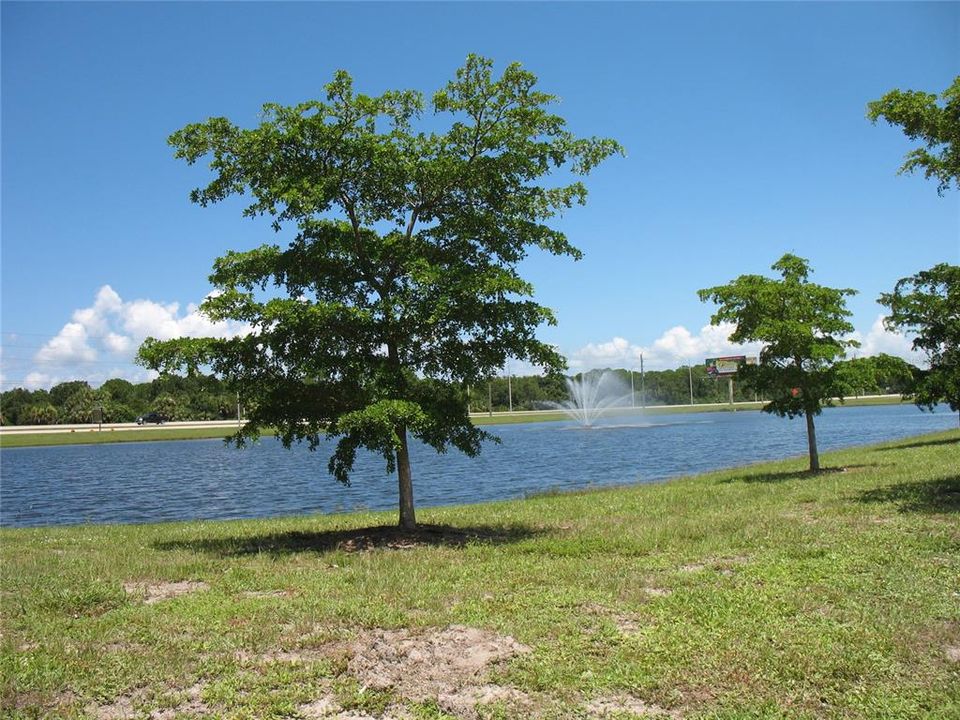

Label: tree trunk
[805,409,820,473]
[396,423,416,530]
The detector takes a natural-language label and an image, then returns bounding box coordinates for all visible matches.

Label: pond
[1,404,955,528]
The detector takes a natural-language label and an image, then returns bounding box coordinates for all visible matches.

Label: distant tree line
[0,353,917,426]
[0,374,240,426]
[473,354,918,413]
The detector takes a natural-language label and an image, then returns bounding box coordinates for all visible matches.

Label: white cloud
[23,371,54,390]
[35,322,97,365]
[23,285,251,389]
[569,322,762,372]
[849,314,926,367]
[568,316,928,375]
[71,285,124,335]
[103,333,134,355]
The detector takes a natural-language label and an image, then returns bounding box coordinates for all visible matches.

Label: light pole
[630,368,635,407]
[688,364,694,406]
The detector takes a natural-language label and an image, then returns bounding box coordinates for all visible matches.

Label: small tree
[867,76,960,194]
[139,55,622,529]
[879,263,960,424]
[49,381,91,410]
[151,394,182,421]
[23,404,59,425]
[60,386,100,424]
[698,254,858,472]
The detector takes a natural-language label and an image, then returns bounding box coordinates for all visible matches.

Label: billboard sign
[705,355,755,376]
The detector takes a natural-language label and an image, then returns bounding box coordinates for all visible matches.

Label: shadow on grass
[857,475,960,514]
[877,436,960,451]
[719,465,881,484]
[152,523,546,558]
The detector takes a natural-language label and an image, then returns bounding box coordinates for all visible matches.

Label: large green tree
[698,254,858,472]
[139,55,622,529]
[867,76,960,194]
[833,354,915,398]
[879,263,960,423]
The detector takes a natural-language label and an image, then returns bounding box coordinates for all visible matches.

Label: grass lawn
[2,429,958,719]
[0,426,245,449]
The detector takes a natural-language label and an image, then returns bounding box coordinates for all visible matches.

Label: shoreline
[0,394,911,448]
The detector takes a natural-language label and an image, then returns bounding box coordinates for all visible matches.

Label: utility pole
[688,365,694,406]
[506,362,513,412]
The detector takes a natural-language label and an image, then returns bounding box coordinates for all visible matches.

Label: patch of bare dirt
[88,684,210,720]
[680,556,751,576]
[946,646,960,662]
[714,555,751,576]
[123,580,209,605]
[239,589,295,599]
[87,692,140,720]
[346,625,530,702]
[439,683,534,717]
[781,509,819,525]
[149,683,209,719]
[246,624,534,718]
[102,641,149,654]
[297,695,415,719]
[234,648,330,664]
[581,603,646,636]
[586,695,682,718]
[9,690,77,715]
[643,587,671,598]
[296,696,339,718]
[613,615,642,634]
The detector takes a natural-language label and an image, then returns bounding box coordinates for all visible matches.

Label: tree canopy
[698,254,858,471]
[879,263,960,421]
[138,55,623,529]
[833,353,915,398]
[867,76,960,194]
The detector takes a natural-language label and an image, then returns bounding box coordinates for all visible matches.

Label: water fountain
[551,370,634,427]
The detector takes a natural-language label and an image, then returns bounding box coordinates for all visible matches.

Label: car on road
[136,412,166,425]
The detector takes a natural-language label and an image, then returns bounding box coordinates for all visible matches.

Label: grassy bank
[0,426,245,448]
[0,395,910,447]
[3,429,958,718]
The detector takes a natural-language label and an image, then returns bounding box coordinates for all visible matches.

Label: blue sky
[2,1,958,389]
